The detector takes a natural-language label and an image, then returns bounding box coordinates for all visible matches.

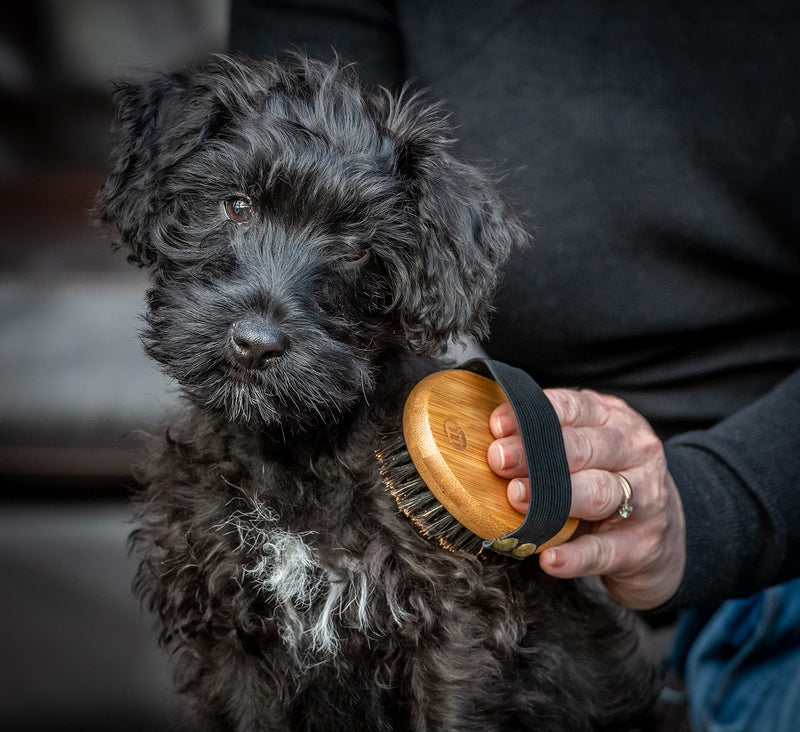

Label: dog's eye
[223,197,252,224]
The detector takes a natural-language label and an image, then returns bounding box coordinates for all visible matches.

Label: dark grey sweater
[229,0,800,609]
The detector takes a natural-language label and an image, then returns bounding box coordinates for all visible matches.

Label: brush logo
[443,418,468,451]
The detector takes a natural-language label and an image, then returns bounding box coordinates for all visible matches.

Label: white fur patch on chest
[220,497,409,664]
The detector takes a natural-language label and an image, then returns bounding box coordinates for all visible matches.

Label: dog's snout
[230,317,288,369]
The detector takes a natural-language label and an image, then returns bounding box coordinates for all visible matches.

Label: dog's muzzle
[229,317,288,369]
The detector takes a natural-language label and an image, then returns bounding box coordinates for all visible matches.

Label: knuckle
[567,533,616,577]
[581,388,614,425]
[604,394,630,413]
[567,428,595,469]
[598,393,625,423]
[636,428,663,460]
[550,388,581,425]
[591,472,619,516]
[649,477,669,512]
[591,538,619,575]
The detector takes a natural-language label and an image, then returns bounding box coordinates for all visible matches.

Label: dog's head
[98,54,527,429]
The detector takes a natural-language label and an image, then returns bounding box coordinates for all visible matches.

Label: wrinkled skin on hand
[488,388,686,611]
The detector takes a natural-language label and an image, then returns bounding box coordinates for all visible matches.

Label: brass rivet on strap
[512,542,537,558]
[492,537,519,552]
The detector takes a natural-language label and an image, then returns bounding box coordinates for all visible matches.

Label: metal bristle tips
[377,432,486,555]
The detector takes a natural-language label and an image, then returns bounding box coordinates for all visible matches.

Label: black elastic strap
[460,359,571,556]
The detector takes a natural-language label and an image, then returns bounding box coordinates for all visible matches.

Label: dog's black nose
[230,317,288,369]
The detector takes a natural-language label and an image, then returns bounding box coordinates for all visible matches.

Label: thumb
[539,533,617,579]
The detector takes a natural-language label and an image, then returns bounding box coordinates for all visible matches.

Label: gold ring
[613,473,634,519]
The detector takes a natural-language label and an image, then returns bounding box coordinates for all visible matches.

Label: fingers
[504,470,630,521]
[489,394,642,519]
[569,469,629,520]
[539,535,607,576]
[506,478,529,513]
[538,534,634,589]
[489,396,639,520]
[559,423,658,474]
[492,389,613,434]
[489,390,685,611]
[539,478,687,611]
[489,402,519,438]
[487,437,527,478]
[545,388,616,428]
[488,404,526,479]
[539,523,641,584]
[491,391,655,474]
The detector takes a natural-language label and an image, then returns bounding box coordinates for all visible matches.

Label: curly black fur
[97,54,657,730]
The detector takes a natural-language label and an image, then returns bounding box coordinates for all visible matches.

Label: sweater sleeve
[661,368,800,610]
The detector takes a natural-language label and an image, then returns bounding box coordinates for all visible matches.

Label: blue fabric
[672,578,800,731]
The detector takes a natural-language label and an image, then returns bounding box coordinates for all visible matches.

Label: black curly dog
[98,55,657,731]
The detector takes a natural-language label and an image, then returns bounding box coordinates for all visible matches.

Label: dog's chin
[188,358,375,432]
[203,379,283,428]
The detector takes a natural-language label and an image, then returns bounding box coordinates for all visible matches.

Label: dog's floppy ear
[384,91,529,355]
[96,71,226,267]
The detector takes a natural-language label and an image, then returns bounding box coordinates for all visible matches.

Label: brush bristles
[376,432,486,555]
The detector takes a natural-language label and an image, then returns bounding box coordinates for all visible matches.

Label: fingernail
[544,548,564,569]
[501,444,522,471]
[509,478,527,504]
[490,414,505,437]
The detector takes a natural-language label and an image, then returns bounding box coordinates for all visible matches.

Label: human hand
[487,388,686,610]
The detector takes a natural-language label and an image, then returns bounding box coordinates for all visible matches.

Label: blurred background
[0,2,230,729]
